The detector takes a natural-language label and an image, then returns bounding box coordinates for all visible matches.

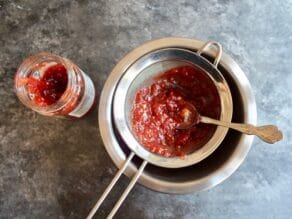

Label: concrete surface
[0,0,291,218]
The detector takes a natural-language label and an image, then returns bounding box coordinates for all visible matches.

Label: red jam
[131,66,221,157]
[27,64,68,106]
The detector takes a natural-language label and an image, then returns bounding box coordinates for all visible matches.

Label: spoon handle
[200,116,283,144]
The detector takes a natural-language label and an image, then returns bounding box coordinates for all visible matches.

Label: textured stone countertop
[1,1,291,218]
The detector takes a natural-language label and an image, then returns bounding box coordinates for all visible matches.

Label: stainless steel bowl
[98,37,257,193]
[113,45,233,168]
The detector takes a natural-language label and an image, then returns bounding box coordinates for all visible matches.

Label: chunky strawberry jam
[131,66,221,157]
[27,64,68,106]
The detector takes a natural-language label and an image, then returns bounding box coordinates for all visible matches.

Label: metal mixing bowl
[98,37,257,193]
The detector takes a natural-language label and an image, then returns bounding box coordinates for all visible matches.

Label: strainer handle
[87,152,134,219]
[87,152,148,219]
[197,41,222,67]
[107,160,148,219]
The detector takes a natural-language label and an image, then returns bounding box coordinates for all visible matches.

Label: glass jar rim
[14,52,83,114]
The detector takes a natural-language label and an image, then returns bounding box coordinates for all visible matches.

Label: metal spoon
[177,102,283,144]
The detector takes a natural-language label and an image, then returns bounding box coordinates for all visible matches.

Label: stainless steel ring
[113,47,233,168]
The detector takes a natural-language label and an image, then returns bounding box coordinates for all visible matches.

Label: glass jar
[14,52,96,118]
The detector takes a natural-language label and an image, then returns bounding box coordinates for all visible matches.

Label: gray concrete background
[0,0,291,218]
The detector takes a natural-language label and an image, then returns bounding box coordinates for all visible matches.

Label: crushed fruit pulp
[27,63,68,106]
[131,65,221,157]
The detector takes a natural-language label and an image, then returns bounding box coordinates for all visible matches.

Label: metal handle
[107,160,148,219]
[197,41,222,67]
[201,116,283,144]
[87,152,148,219]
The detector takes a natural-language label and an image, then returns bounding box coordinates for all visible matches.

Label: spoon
[177,102,283,144]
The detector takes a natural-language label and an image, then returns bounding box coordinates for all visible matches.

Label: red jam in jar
[27,63,68,106]
[131,66,221,157]
[15,53,96,118]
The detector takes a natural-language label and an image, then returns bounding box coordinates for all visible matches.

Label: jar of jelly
[14,52,96,118]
